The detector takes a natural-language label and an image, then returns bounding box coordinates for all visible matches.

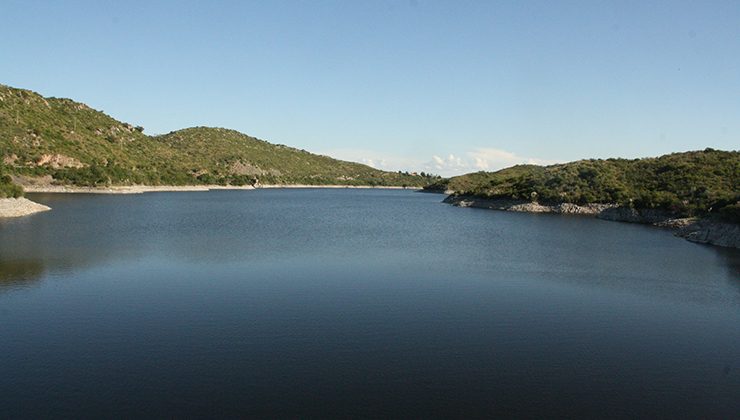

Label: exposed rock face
[230,161,264,176]
[677,220,740,248]
[0,198,51,218]
[35,154,85,169]
[444,194,740,249]
[3,154,18,165]
[654,218,696,229]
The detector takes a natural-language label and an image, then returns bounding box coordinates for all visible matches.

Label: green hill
[0,83,429,196]
[152,127,424,186]
[426,150,740,221]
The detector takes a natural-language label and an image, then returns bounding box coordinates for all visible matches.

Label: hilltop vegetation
[0,84,428,189]
[152,127,429,186]
[427,149,739,222]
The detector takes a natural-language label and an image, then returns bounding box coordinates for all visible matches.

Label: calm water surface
[1,189,739,418]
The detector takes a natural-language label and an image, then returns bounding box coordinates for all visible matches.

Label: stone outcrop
[653,218,696,229]
[3,154,18,165]
[230,161,264,176]
[35,154,85,169]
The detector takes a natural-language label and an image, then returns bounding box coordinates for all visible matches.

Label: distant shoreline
[22,184,419,194]
[444,194,740,249]
[1,184,419,218]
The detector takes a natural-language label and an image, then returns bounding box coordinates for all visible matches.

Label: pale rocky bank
[676,220,740,248]
[0,198,51,218]
[444,195,740,249]
[22,185,254,194]
[1,184,417,218]
[21,184,417,194]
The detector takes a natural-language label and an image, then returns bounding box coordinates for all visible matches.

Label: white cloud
[429,154,469,172]
[468,148,518,170]
[323,148,422,172]
[322,147,557,177]
[464,148,556,171]
[424,148,557,176]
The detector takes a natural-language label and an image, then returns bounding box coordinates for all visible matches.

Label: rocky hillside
[0,84,429,188]
[427,150,739,222]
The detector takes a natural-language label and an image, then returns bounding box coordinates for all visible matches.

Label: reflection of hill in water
[0,248,146,294]
[722,250,740,274]
[0,259,46,291]
[716,248,740,294]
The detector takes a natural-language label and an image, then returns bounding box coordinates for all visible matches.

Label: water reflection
[0,259,46,291]
[716,247,740,295]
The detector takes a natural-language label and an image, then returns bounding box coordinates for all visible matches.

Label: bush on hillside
[0,174,23,198]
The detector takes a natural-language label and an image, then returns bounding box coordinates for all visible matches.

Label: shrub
[0,174,23,198]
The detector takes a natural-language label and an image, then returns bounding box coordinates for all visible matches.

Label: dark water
[1,189,738,418]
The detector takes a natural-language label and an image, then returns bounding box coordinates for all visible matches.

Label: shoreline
[23,184,420,194]
[3,184,419,218]
[444,194,740,249]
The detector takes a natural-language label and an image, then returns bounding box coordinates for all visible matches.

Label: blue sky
[1,0,738,175]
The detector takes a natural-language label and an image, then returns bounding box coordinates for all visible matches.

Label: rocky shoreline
[443,195,740,249]
[676,220,740,248]
[0,198,51,218]
[442,195,615,215]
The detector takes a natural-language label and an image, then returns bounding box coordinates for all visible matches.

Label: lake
[1,189,738,418]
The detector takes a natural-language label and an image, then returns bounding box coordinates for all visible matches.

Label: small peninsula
[0,173,48,217]
[426,149,740,248]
